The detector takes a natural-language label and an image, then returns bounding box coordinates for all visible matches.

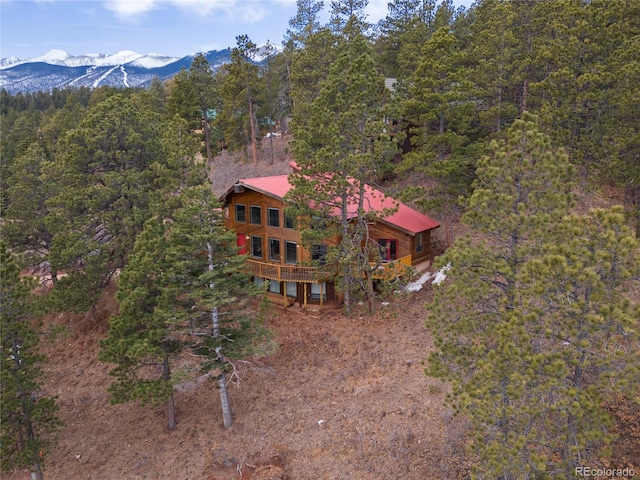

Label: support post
[303,282,307,313]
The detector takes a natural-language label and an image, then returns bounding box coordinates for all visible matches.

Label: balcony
[246,259,335,283]
[371,254,413,280]
[246,254,413,283]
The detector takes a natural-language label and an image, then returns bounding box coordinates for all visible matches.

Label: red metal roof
[228,175,440,235]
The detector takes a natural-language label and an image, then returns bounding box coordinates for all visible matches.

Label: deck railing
[246,259,335,283]
[371,254,413,280]
[247,254,413,283]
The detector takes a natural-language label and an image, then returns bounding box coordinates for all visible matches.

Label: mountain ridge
[0,48,233,94]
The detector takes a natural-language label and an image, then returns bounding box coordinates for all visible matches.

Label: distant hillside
[0,49,232,94]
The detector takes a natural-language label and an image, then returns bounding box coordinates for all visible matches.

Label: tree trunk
[202,108,213,165]
[163,355,177,431]
[207,241,233,427]
[31,463,44,480]
[166,394,177,431]
[248,91,259,166]
[219,372,234,428]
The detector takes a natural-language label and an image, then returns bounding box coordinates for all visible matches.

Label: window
[284,213,295,229]
[269,238,281,261]
[312,244,328,266]
[268,280,281,294]
[268,208,280,227]
[378,239,398,261]
[285,241,297,264]
[235,204,246,223]
[286,282,297,298]
[251,236,262,258]
[250,205,262,225]
[416,233,423,253]
[310,282,327,301]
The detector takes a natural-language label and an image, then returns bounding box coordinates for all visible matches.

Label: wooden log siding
[411,230,432,264]
[367,222,431,266]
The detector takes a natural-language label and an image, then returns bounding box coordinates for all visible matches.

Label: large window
[269,238,281,261]
[284,213,295,229]
[235,204,246,223]
[378,239,398,261]
[250,205,262,225]
[268,280,281,294]
[312,244,328,266]
[268,208,280,227]
[251,236,263,258]
[310,282,327,301]
[416,233,423,253]
[285,241,297,264]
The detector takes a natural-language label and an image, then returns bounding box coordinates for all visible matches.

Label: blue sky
[0,0,474,60]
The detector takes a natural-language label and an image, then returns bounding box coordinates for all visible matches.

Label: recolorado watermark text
[575,466,637,478]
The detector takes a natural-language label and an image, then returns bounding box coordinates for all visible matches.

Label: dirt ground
[11,280,469,480]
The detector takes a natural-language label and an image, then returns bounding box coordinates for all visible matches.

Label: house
[219,173,440,309]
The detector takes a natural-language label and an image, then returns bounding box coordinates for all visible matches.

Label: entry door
[378,239,398,261]
[237,233,247,254]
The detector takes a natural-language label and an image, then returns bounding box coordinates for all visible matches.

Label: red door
[237,233,247,254]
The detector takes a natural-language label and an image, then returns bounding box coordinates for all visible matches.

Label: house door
[378,239,398,261]
[237,233,247,254]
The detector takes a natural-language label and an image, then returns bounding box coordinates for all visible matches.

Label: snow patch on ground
[404,263,451,292]
[431,263,451,286]
[405,271,433,292]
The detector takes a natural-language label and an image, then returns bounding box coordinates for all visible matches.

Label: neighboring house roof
[221,175,440,236]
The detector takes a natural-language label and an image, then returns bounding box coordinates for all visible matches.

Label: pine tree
[285,0,326,50]
[375,0,436,78]
[4,142,56,276]
[287,25,397,314]
[400,26,476,233]
[216,35,261,165]
[98,218,181,431]
[521,207,640,476]
[425,113,576,478]
[329,0,369,35]
[467,0,520,134]
[46,92,187,312]
[287,27,338,133]
[189,54,217,165]
[166,67,199,128]
[163,185,273,428]
[1,242,62,480]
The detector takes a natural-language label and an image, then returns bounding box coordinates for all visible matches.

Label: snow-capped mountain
[0,49,232,94]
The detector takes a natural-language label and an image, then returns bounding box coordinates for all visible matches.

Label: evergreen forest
[1,0,638,478]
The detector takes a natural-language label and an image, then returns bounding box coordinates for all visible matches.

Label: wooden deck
[246,259,334,283]
[247,254,413,283]
[371,254,413,280]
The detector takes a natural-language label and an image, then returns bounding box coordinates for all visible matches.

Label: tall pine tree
[425,113,576,478]
[98,218,181,431]
[287,22,397,314]
[1,243,62,479]
[163,185,273,428]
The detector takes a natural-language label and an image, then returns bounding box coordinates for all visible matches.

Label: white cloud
[104,0,158,20]
[103,0,283,24]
